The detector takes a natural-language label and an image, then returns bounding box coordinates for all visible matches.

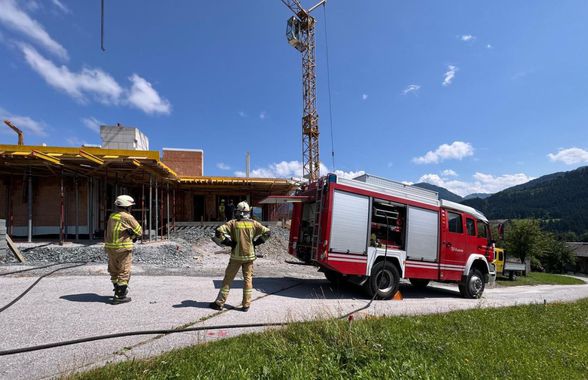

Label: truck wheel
[409,279,430,289]
[324,269,342,284]
[459,268,485,299]
[366,261,400,299]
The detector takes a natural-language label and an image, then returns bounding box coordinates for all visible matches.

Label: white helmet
[115,195,135,207]
[236,201,250,212]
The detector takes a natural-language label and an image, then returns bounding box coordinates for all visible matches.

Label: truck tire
[459,268,485,299]
[366,261,400,299]
[409,278,430,289]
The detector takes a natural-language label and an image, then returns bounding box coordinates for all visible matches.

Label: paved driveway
[0,266,586,379]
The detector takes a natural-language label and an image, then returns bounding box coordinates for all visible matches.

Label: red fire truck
[264,173,495,299]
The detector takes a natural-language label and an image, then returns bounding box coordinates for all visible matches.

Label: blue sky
[1,0,588,196]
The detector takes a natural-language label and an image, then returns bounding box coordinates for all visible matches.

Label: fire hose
[0,252,388,356]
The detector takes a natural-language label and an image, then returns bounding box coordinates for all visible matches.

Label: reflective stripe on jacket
[217,219,270,262]
[105,211,142,251]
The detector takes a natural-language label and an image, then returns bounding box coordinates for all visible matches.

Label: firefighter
[218,199,226,221]
[210,201,270,312]
[105,195,142,305]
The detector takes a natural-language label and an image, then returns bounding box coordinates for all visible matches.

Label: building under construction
[0,124,295,243]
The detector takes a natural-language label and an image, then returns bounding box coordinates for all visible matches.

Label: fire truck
[264,173,495,299]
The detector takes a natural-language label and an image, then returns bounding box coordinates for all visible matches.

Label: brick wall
[162,149,203,177]
[0,175,88,232]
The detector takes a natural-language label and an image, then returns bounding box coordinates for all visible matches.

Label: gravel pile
[172,225,292,261]
[0,225,297,271]
[171,225,218,244]
[2,238,193,267]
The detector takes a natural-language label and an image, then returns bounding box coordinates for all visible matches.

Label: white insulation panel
[329,190,370,254]
[406,207,439,261]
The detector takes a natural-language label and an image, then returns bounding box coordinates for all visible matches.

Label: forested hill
[462,166,588,234]
[413,183,463,202]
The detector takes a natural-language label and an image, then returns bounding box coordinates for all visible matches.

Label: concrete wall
[100,125,149,150]
[162,149,203,177]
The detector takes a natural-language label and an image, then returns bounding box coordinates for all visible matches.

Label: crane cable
[322,3,336,171]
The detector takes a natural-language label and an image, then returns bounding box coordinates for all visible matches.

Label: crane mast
[282,0,326,181]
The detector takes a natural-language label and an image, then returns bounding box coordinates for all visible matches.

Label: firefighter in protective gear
[210,201,270,312]
[218,199,226,221]
[105,195,142,304]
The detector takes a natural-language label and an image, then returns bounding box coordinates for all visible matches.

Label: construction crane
[281,0,326,181]
[3,120,24,145]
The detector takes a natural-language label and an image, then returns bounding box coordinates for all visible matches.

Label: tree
[540,234,576,273]
[505,219,544,264]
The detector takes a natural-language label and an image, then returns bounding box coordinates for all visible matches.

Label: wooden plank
[5,235,26,263]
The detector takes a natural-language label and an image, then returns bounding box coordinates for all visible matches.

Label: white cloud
[233,160,363,180]
[21,44,122,103]
[413,141,474,164]
[0,0,68,59]
[24,1,40,12]
[127,74,171,115]
[21,45,171,115]
[51,0,70,14]
[442,65,458,86]
[235,160,301,178]
[486,44,493,49]
[238,111,247,118]
[259,111,267,120]
[216,162,231,170]
[333,170,366,179]
[81,117,102,133]
[362,94,368,100]
[547,147,588,165]
[402,84,421,95]
[0,106,48,136]
[418,172,533,197]
[441,169,458,177]
[460,35,475,42]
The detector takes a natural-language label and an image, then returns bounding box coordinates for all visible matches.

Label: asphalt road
[0,265,587,380]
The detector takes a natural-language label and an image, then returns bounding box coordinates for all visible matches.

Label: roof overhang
[0,144,177,181]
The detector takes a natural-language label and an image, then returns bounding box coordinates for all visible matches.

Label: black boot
[113,285,131,304]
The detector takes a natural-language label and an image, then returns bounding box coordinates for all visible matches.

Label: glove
[253,237,265,247]
[222,238,235,247]
[132,237,138,243]
[211,235,225,247]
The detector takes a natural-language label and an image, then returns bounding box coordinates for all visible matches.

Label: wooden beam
[79,149,104,165]
[31,150,62,165]
[6,235,26,262]
[0,144,161,160]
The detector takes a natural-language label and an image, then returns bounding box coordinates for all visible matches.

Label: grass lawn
[70,298,588,380]
[496,272,586,287]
